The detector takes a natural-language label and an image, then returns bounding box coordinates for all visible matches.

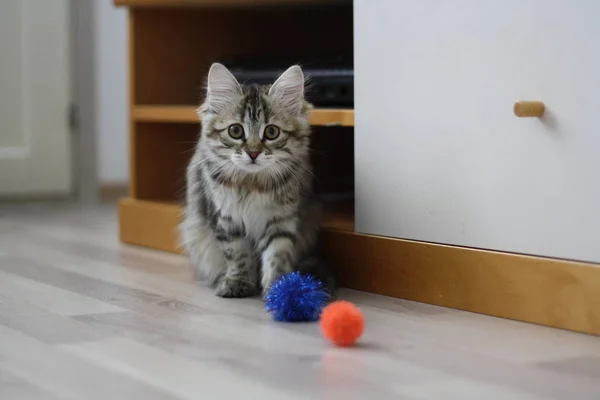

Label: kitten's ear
[205,63,242,112]
[269,65,305,115]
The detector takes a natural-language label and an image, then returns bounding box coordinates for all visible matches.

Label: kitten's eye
[263,125,280,140]
[228,124,244,139]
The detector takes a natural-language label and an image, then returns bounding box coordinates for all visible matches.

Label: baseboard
[118,197,600,336]
[119,198,183,253]
[322,230,600,336]
[100,182,129,202]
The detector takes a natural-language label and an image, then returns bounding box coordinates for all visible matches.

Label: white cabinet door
[0,0,71,197]
[355,0,600,263]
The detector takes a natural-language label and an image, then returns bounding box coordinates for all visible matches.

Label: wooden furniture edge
[119,198,183,254]
[115,0,349,7]
[127,11,137,198]
[119,197,600,335]
[131,105,355,127]
[322,230,600,336]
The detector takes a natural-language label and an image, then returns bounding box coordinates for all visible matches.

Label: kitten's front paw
[261,271,284,297]
[215,278,257,298]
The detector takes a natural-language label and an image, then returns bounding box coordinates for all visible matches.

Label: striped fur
[179,63,334,298]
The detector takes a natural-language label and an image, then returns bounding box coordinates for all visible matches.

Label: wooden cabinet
[116,0,355,253]
[355,0,600,263]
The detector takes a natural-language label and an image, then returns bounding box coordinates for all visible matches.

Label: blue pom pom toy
[264,272,329,322]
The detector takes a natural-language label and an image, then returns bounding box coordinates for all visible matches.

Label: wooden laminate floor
[1,202,600,399]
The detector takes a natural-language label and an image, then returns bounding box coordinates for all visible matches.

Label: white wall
[93,1,128,184]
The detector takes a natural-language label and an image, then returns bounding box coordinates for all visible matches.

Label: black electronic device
[222,55,354,108]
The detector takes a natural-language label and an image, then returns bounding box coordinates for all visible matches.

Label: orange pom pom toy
[320,300,364,347]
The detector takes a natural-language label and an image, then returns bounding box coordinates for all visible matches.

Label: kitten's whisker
[280,163,310,190]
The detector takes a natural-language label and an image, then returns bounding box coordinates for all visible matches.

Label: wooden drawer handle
[514,101,545,118]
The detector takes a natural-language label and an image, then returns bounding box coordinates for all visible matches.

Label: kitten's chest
[213,188,292,238]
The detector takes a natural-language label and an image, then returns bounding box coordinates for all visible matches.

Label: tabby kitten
[180,63,333,298]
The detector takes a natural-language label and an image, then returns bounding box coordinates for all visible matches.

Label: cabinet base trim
[322,230,600,335]
[119,198,600,335]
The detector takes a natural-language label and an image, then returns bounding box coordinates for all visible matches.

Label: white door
[0,0,71,197]
[355,0,600,263]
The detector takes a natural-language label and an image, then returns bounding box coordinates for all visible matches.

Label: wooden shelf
[115,0,349,7]
[133,106,199,123]
[119,198,354,254]
[132,105,355,127]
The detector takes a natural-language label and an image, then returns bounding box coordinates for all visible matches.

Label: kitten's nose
[246,151,261,161]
